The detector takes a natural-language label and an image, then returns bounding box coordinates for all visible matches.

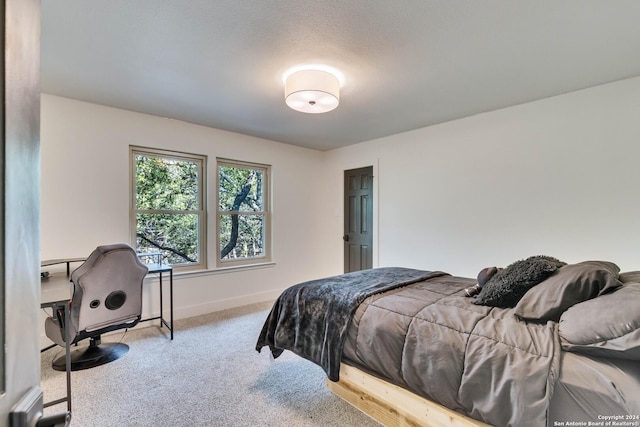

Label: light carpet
[41,301,381,427]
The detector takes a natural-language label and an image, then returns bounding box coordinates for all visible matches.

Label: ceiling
[41,1,640,151]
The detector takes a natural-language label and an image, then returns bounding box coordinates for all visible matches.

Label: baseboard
[169,289,280,319]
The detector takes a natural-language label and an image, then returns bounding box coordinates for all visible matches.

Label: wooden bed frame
[327,363,491,427]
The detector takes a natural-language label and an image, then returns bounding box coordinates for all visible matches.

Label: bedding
[620,270,640,283]
[473,255,566,307]
[547,352,640,424]
[558,282,640,360]
[255,267,447,381]
[257,263,640,427]
[514,260,622,322]
[342,274,560,426]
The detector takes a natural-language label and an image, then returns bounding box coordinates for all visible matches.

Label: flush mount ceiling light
[284,69,340,114]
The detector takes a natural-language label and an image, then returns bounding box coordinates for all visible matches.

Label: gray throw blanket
[255,267,448,381]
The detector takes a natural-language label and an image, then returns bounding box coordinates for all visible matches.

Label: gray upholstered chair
[45,243,148,371]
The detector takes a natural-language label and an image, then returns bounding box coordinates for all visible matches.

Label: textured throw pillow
[559,282,640,360]
[514,261,621,322]
[473,255,566,308]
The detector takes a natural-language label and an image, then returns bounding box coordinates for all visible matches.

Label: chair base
[52,342,130,371]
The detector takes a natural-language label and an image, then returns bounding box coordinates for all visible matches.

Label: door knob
[343,235,350,242]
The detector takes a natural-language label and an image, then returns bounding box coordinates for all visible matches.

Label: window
[217,159,271,267]
[131,147,207,270]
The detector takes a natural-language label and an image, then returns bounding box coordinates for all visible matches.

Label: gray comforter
[256,267,447,381]
[343,274,561,427]
[257,268,561,426]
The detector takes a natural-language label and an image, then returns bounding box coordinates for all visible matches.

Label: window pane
[136,213,200,265]
[218,165,264,212]
[219,214,265,260]
[216,158,270,267]
[136,154,200,211]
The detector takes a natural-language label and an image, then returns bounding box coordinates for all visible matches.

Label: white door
[0,0,45,425]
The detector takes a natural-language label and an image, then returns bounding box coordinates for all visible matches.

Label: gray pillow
[473,255,566,308]
[514,261,621,322]
[559,283,640,360]
[619,271,640,284]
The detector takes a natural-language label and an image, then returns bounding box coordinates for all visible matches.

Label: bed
[256,257,640,427]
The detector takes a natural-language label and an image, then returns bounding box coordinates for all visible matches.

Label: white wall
[41,75,640,325]
[324,76,640,277]
[40,94,334,321]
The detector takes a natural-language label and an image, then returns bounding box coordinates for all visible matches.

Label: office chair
[45,243,148,371]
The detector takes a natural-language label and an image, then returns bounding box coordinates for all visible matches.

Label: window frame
[216,158,271,268]
[130,146,207,271]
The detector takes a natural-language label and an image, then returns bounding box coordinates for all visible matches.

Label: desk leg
[64,303,72,412]
[141,269,174,340]
[169,269,174,340]
[159,272,164,330]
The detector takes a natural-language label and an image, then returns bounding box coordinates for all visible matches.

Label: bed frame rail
[327,363,491,427]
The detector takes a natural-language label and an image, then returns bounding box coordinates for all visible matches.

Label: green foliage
[135,154,201,265]
[218,164,266,261]
[136,213,198,264]
[218,165,263,212]
[134,153,268,266]
[219,214,264,259]
[136,155,199,210]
